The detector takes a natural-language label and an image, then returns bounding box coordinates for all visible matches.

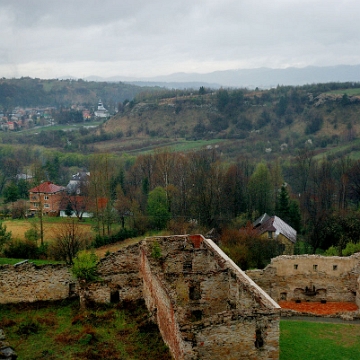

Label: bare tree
[49,219,91,264]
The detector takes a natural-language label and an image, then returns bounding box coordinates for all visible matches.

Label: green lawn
[280,320,360,360]
[1,301,359,360]
[326,88,360,96]
[0,299,171,360]
[0,258,64,265]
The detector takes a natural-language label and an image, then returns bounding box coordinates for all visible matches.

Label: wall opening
[280,292,287,300]
[255,328,264,349]
[313,264,318,271]
[333,265,338,270]
[189,282,201,300]
[183,254,192,272]
[190,310,202,322]
[69,283,76,297]
[294,264,298,270]
[110,290,120,303]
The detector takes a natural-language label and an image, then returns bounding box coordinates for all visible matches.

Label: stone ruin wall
[246,254,360,305]
[0,262,77,304]
[80,243,143,305]
[0,236,282,360]
[140,235,280,360]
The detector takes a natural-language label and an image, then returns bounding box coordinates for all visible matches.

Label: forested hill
[102,82,360,160]
[0,77,150,110]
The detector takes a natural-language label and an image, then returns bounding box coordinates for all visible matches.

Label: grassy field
[1,301,359,360]
[326,88,360,96]
[0,299,171,360]
[0,258,64,265]
[18,121,102,135]
[280,320,360,360]
[3,218,94,242]
[93,136,229,155]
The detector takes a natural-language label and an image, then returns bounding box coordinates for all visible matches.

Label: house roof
[253,213,271,228]
[29,181,65,194]
[254,214,297,243]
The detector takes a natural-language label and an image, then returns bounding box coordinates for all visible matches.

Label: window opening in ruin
[69,283,76,297]
[183,259,192,272]
[190,310,202,321]
[189,282,201,300]
[110,290,120,303]
[333,265,338,270]
[294,264,298,270]
[280,292,287,300]
[313,264,318,271]
[254,329,264,349]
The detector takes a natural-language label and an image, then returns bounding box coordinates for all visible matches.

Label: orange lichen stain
[278,301,358,315]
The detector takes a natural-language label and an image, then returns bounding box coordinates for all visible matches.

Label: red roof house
[28,181,65,215]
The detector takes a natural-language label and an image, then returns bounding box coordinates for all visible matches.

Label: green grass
[0,258,64,265]
[0,299,171,360]
[326,88,360,96]
[18,121,101,135]
[1,301,359,360]
[280,320,360,360]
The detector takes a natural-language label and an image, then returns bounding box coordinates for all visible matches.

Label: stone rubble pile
[0,329,17,359]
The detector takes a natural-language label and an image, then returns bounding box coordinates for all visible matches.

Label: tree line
[2,146,360,262]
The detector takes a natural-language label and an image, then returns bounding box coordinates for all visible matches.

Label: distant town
[0,99,110,131]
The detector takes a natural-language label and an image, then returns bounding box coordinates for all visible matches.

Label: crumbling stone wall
[0,261,77,304]
[140,235,280,360]
[80,243,142,305]
[1,237,281,359]
[246,254,360,304]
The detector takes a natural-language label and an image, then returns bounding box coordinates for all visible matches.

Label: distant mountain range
[83,65,360,89]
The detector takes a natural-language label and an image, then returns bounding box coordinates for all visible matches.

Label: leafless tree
[49,219,91,264]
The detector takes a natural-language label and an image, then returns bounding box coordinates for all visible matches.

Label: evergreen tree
[288,200,301,232]
[276,184,290,220]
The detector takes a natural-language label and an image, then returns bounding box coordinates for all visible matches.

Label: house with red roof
[28,181,66,216]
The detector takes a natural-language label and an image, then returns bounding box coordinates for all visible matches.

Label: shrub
[343,242,360,256]
[3,239,40,259]
[151,242,162,259]
[72,251,98,282]
[92,228,138,248]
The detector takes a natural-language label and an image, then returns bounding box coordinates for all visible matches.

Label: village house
[253,213,297,255]
[28,181,65,216]
[66,171,90,195]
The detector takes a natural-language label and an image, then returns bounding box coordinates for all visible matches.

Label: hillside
[0,77,151,110]
[98,83,360,160]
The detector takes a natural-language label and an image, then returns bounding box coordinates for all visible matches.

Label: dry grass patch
[4,219,93,243]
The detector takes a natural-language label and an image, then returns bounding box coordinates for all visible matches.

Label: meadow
[280,320,360,360]
[1,299,359,360]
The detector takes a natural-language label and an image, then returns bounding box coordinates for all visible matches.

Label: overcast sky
[1,0,359,79]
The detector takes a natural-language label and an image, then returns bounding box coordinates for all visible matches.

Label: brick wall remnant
[246,253,360,305]
[140,235,280,360]
[0,262,77,304]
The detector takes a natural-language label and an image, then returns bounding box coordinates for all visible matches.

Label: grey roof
[254,213,297,243]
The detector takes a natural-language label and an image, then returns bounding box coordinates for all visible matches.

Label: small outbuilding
[253,213,297,254]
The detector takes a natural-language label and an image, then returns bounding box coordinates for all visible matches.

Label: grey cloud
[0,0,360,78]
